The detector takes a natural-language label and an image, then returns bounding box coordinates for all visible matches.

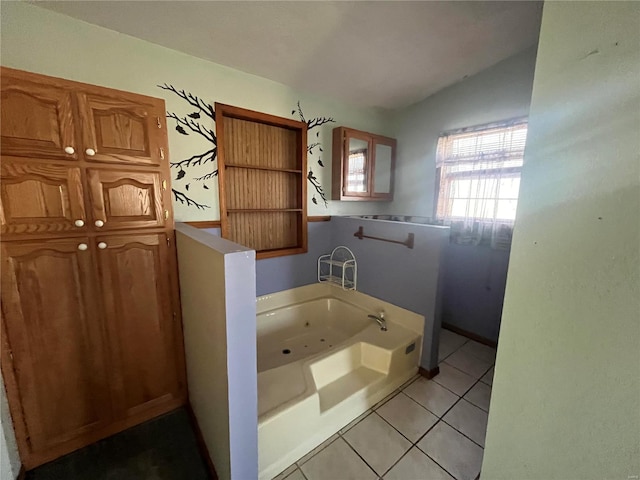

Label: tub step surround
[271,329,497,480]
[257,284,425,480]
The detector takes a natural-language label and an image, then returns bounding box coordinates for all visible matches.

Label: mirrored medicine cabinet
[331,126,396,201]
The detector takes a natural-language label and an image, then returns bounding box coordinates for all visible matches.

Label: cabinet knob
[64,146,75,155]
[85,148,96,156]
[97,242,107,249]
[74,219,85,227]
[77,243,88,251]
[94,220,105,227]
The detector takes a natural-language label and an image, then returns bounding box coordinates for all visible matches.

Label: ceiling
[34,1,543,110]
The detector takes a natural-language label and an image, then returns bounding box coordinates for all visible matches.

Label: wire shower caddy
[317,246,357,290]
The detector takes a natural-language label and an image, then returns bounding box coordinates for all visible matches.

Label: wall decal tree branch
[292,101,334,207]
[158,83,215,121]
[307,170,328,206]
[159,86,335,210]
[170,148,217,169]
[172,188,209,210]
[159,84,217,208]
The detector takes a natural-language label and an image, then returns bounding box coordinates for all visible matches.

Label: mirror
[332,126,396,201]
[373,142,393,194]
[346,137,369,193]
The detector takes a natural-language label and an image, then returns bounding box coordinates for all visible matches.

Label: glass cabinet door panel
[345,137,369,194]
[373,143,393,194]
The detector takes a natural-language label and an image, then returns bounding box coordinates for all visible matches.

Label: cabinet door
[0,73,78,160]
[96,234,185,418]
[77,92,163,166]
[0,161,86,235]
[343,133,372,198]
[87,169,166,231]
[0,239,113,456]
[371,137,396,200]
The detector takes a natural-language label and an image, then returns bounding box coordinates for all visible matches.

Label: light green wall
[0,2,391,221]
[482,2,640,479]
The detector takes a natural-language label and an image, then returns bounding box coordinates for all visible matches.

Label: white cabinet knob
[74,219,85,227]
[94,220,105,227]
[98,242,107,249]
[64,146,75,155]
[85,148,96,156]
[77,243,88,251]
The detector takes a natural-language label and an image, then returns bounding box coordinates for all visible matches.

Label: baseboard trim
[442,323,497,348]
[186,404,218,480]
[419,366,440,379]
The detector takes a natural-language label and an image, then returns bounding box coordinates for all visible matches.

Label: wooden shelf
[216,102,308,257]
[227,209,303,213]
[225,163,302,174]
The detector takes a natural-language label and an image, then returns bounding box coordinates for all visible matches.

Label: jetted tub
[257,283,425,479]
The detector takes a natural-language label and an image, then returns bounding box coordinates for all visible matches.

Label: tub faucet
[368,312,388,331]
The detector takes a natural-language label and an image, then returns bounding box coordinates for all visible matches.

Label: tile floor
[272,329,496,480]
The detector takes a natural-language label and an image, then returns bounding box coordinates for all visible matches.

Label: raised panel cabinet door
[96,234,185,418]
[77,92,163,166]
[87,169,166,230]
[0,73,78,160]
[0,239,113,460]
[0,161,86,235]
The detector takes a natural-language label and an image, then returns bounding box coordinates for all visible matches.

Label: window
[347,150,367,192]
[435,119,528,224]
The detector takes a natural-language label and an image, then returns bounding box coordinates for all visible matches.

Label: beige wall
[482,2,640,479]
[176,225,257,480]
[0,2,391,221]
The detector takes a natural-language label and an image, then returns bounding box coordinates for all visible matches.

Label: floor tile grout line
[372,388,402,411]
[416,443,465,480]
[395,389,443,418]
[422,340,495,450]
[372,410,416,446]
[412,352,493,447]
[338,409,373,435]
[432,361,495,398]
[339,431,386,478]
[452,341,498,364]
[440,417,486,450]
[376,442,423,479]
[439,358,494,384]
[294,433,340,468]
[290,465,309,480]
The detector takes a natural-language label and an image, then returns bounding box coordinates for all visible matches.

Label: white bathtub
[257,284,425,479]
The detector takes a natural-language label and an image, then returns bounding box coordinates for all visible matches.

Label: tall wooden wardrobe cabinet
[0,67,187,469]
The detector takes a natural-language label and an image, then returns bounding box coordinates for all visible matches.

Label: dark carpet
[26,408,212,480]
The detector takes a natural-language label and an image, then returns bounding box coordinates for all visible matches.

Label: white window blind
[436,119,528,224]
[347,151,367,192]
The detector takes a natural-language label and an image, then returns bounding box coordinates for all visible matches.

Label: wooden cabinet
[0,73,77,161]
[97,234,184,417]
[332,126,396,201]
[87,169,166,230]
[0,67,185,470]
[77,92,164,166]
[1,161,86,235]
[0,239,113,453]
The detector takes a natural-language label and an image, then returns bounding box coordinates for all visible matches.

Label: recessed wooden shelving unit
[216,103,308,259]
